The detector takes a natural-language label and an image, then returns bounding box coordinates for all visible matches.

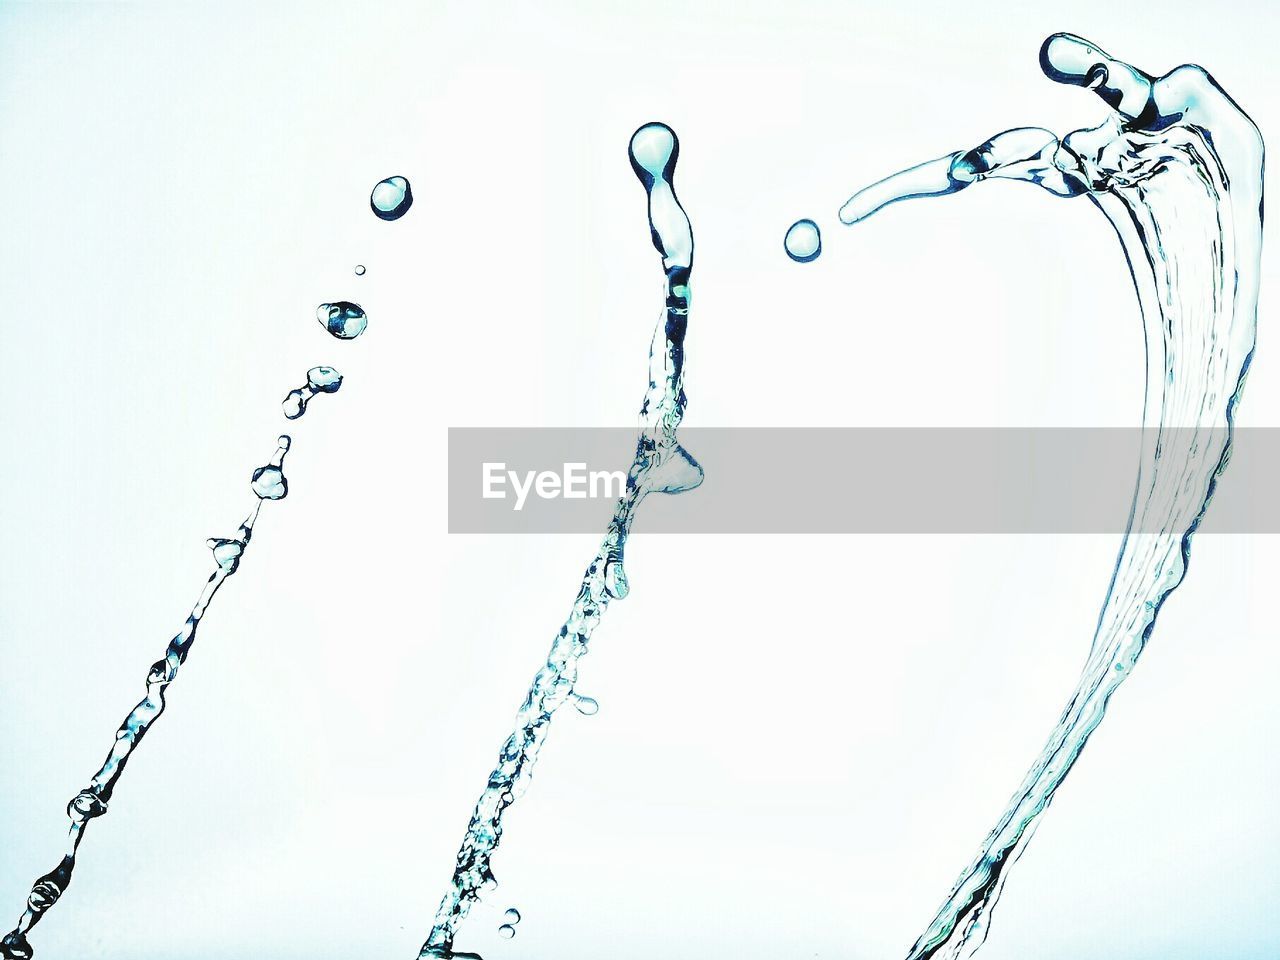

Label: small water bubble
[354,264,366,276]
[503,908,521,924]
[317,302,367,340]
[497,924,516,940]
[784,219,822,262]
[371,175,413,221]
[572,694,599,716]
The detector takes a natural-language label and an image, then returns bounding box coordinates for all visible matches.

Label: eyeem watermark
[450,427,1278,533]
[483,462,628,511]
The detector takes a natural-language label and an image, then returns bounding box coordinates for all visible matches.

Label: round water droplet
[498,924,516,940]
[354,264,366,276]
[784,219,822,262]
[307,365,343,393]
[371,175,413,221]
[208,537,245,571]
[628,122,677,180]
[503,908,521,923]
[251,466,287,501]
[317,301,367,340]
[572,695,599,716]
[282,390,307,420]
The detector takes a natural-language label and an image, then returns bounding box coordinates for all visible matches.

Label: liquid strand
[831,34,1263,960]
[1,436,296,960]
[416,121,702,960]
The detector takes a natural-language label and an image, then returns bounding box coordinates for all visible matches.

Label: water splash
[784,218,822,262]
[371,175,413,221]
[1,436,296,960]
[317,301,368,340]
[416,121,702,959]
[821,34,1263,960]
[283,365,344,419]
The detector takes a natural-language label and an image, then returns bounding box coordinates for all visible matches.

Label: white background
[0,2,1277,958]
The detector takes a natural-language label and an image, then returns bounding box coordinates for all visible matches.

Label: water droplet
[784,218,822,262]
[572,694,599,716]
[282,392,306,420]
[354,264,366,276]
[307,365,343,393]
[281,369,340,421]
[250,436,291,500]
[503,908,521,924]
[497,924,515,940]
[371,175,413,221]
[317,301,367,340]
[207,537,244,571]
[628,122,677,180]
[603,560,629,599]
[250,466,286,500]
[66,791,107,822]
[26,882,60,912]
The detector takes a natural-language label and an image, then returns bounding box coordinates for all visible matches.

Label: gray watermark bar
[448,427,1277,534]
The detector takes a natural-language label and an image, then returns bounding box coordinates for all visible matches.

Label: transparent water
[1,437,296,959]
[798,33,1264,960]
[2,206,367,955]
[317,301,368,340]
[416,121,703,960]
[497,908,521,940]
[283,364,344,420]
[371,175,414,221]
[0,31,1263,960]
[783,217,822,262]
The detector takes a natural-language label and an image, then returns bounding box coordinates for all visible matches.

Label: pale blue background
[0,1,1277,958]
